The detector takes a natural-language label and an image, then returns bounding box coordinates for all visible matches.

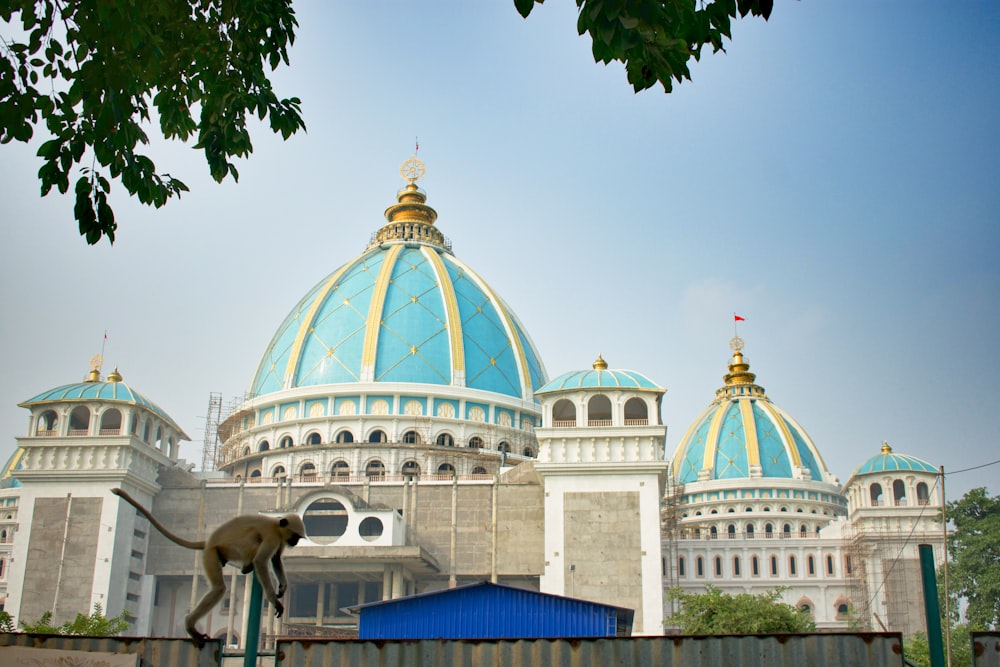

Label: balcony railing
[587,419,612,427]
[551,420,576,427]
[624,418,649,426]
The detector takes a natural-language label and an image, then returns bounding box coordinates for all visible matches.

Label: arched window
[331,461,350,478]
[770,555,778,576]
[142,421,151,443]
[468,436,484,449]
[710,526,718,539]
[733,556,741,577]
[305,432,322,445]
[401,461,420,478]
[279,436,293,449]
[99,408,122,435]
[678,557,686,577]
[917,482,930,505]
[789,555,797,576]
[37,410,58,435]
[402,430,420,444]
[250,469,262,479]
[367,430,386,443]
[471,466,488,475]
[242,446,251,456]
[69,406,91,435]
[587,395,612,425]
[437,463,455,476]
[436,433,454,447]
[623,397,648,425]
[826,554,835,575]
[807,555,816,575]
[765,523,773,538]
[746,524,755,538]
[727,524,736,538]
[299,462,317,479]
[870,483,884,506]
[497,441,510,453]
[272,465,286,480]
[552,399,576,426]
[522,447,535,458]
[258,440,270,452]
[782,523,792,537]
[696,556,704,577]
[751,555,760,576]
[336,430,354,444]
[714,556,723,576]
[800,524,808,536]
[835,600,850,619]
[365,460,385,478]
[892,479,906,506]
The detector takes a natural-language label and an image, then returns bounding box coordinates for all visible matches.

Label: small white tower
[534,355,669,635]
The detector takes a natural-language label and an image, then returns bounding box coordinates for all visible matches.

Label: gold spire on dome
[107,367,123,383]
[723,337,756,385]
[593,354,608,370]
[881,441,892,454]
[370,156,447,249]
[84,354,103,383]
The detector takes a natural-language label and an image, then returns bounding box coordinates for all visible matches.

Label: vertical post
[940,466,952,667]
[919,544,945,667]
[243,575,263,667]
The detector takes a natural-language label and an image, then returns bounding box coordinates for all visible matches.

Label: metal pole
[243,575,263,667]
[940,466,952,667]
[919,544,945,667]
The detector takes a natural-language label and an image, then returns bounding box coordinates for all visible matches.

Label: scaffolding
[661,468,681,623]
[200,392,223,472]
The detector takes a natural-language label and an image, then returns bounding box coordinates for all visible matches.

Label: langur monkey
[111,488,306,645]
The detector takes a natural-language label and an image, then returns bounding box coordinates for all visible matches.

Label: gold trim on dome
[425,248,465,374]
[283,259,357,387]
[701,403,728,472]
[593,355,608,370]
[361,245,404,370]
[765,402,803,467]
[740,399,761,467]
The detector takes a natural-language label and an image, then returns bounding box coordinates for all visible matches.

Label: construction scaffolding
[201,392,254,470]
[661,467,681,623]
[200,392,223,472]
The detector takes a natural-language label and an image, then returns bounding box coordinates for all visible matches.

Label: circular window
[303,499,349,544]
[359,517,384,541]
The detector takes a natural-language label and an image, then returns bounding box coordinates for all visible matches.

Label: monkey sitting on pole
[111,487,306,645]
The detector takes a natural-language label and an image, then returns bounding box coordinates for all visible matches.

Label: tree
[18,603,130,636]
[667,586,816,634]
[515,0,774,93]
[1,0,304,244]
[947,487,1000,631]
[905,625,972,667]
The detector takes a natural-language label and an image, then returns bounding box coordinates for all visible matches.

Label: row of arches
[237,459,492,482]
[678,551,845,582]
[551,396,649,426]
[34,407,175,451]
[242,429,535,458]
[688,522,820,539]
[869,480,931,507]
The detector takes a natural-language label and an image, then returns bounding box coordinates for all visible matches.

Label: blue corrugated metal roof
[350,581,633,640]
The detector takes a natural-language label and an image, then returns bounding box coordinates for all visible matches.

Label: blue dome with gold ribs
[853,442,937,475]
[672,340,835,485]
[250,164,547,400]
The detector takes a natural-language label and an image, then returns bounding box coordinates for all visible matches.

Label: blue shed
[347,582,634,639]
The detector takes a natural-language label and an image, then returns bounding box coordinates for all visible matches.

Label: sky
[1,1,997,502]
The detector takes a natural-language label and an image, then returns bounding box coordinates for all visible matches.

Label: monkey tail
[112,488,205,550]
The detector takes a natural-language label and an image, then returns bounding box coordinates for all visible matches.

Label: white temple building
[0,159,944,641]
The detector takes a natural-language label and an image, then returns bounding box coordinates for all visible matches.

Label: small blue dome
[536,356,661,394]
[853,443,937,475]
[21,380,185,434]
[0,448,24,488]
[672,346,834,485]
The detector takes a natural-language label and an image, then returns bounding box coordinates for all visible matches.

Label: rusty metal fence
[0,633,220,666]
[274,633,905,667]
[973,633,1000,667]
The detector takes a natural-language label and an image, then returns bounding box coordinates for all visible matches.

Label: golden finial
[593,354,608,371]
[84,354,103,382]
[723,338,756,386]
[400,156,426,184]
[881,441,892,454]
[107,367,123,383]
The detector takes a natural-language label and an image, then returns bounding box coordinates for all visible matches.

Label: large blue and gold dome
[672,338,837,485]
[250,161,547,401]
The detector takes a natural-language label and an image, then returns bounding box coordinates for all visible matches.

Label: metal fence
[0,633,220,666]
[275,633,905,667]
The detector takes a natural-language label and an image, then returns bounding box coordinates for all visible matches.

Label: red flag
[734,315,746,322]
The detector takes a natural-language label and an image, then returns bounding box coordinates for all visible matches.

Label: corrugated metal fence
[275,633,905,667]
[0,633,220,666]
[973,632,1000,667]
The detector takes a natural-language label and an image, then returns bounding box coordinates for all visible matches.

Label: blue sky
[1,1,997,499]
